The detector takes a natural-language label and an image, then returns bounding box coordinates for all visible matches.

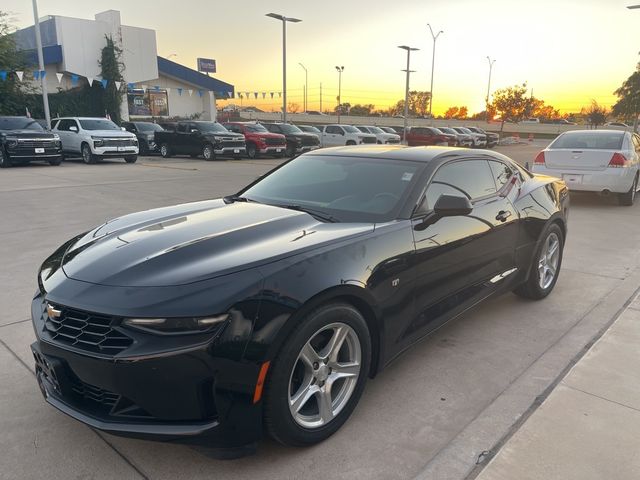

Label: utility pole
[399,46,419,143]
[320,82,322,113]
[427,24,443,118]
[32,0,50,128]
[486,56,496,121]
[298,63,308,112]
[335,66,344,122]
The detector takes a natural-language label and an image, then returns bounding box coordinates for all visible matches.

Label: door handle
[495,210,512,222]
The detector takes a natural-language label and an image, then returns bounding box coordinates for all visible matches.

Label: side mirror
[69,125,78,133]
[121,127,126,131]
[414,194,472,231]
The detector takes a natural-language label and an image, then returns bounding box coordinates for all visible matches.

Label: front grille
[301,136,320,146]
[362,137,377,144]
[219,140,245,148]
[71,378,120,409]
[69,376,153,418]
[102,138,137,147]
[43,304,133,355]
[17,139,56,148]
[265,137,285,146]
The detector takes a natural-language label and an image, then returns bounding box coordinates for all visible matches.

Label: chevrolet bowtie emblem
[46,304,61,319]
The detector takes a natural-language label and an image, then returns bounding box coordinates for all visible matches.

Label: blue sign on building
[197,58,217,73]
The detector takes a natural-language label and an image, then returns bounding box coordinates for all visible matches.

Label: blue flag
[0,71,6,81]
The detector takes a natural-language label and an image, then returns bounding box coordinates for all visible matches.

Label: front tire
[124,155,137,163]
[160,143,171,158]
[618,175,638,206]
[0,149,12,168]
[81,143,97,164]
[514,223,564,300]
[246,142,258,159]
[202,143,215,161]
[264,303,371,447]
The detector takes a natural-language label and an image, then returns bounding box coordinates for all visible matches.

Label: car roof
[306,145,512,164]
[559,129,626,135]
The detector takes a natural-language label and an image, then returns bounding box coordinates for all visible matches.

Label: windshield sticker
[401,172,414,182]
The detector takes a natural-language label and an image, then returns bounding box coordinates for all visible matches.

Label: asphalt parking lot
[2,143,640,480]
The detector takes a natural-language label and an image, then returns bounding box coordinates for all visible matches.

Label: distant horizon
[3,0,638,116]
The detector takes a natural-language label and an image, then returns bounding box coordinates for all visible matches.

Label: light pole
[266,13,302,124]
[298,62,308,112]
[628,5,640,133]
[32,0,50,128]
[399,46,419,143]
[427,24,443,118]
[335,66,344,122]
[486,56,496,121]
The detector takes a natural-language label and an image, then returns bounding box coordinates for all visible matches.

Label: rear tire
[124,155,137,164]
[346,140,356,146]
[0,149,12,168]
[81,143,97,164]
[513,223,564,300]
[264,303,371,447]
[618,175,637,206]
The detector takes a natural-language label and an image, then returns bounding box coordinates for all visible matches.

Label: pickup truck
[155,121,246,160]
[404,127,456,147]
[0,116,62,168]
[320,124,377,147]
[223,121,287,159]
[261,123,320,157]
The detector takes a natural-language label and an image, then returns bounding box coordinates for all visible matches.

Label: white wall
[54,16,110,79]
[120,25,158,83]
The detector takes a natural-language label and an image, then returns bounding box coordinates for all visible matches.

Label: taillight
[534,151,545,165]
[608,152,628,168]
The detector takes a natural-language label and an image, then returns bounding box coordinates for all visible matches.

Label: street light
[486,56,496,121]
[32,0,50,128]
[299,63,308,113]
[266,13,302,124]
[335,66,344,122]
[398,46,419,143]
[627,4,640,8]
[427,24,443,117]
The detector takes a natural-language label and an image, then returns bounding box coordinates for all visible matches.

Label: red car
[223,122,287,159]
[405,127,456,147]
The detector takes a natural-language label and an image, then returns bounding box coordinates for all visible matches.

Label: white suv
[52,117,139,164]
[320,124,377,147]
[355,126,401,144]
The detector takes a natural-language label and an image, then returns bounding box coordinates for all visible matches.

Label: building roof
[157,56,234,96]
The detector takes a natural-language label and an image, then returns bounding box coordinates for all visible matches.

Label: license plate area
[35,148,45,154]
[563,174,583,184]
[233,149,240,153]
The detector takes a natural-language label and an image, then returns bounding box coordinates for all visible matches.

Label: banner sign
[197,58,217,73]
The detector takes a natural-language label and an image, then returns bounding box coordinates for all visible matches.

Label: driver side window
[424,160,497,210]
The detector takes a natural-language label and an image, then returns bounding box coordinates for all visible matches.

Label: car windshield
[367,127,384,134]
[244,124,269,133]
[136,123,164,132]
[303,126,320,133]
[550,132,625,150]
[0,117,44,131]
[240,155,423,223]
[196,122,228,133]
[79,119,120,131]
[458,127,473,134]
[439,127,456,134]
[343,126,361,133]
[277,124,303,134]
[356,127,369,132]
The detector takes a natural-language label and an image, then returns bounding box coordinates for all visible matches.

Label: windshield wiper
[223,194,259,204]
[275,204,339,223]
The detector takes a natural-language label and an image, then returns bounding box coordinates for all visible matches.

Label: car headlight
[147,134,154,141]
[122,314,229,335]
[6,137,18,148]
[92,137,104,147]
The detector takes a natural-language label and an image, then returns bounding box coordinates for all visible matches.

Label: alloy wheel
[288,322,361,429]
[82,145,92,164]
[203,145,213,160]
[538,232,560,289]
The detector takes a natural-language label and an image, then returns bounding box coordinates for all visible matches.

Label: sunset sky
[3,0,639,115]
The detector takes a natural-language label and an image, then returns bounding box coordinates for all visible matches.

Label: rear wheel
[81,143,97,164]
[514,223,564,300]
[0,149,12,168]
[264,303,371,447]
[346,140,356,146]
[618,175,638,206]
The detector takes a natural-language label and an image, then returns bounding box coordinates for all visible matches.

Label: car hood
[87,130,136,138]
[2,129,55,138]
[61,200,373,287]
[203,132,244,139]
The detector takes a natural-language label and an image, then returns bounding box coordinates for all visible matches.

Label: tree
[99,36,125,124]
[0,11,30,115]
[349,103,375,116]
[612,63,640,132]
[287,102,300,113]
[456,106,468,119]
[444,106,459,119]
[490,83,531,135]
[582,100,608,129]
[408,91,431,117]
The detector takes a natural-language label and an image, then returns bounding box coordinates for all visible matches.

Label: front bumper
[532,165,636,194]
[6,146,62,161]
[93,146,139,157]
[259,146,286,154]
[215,146,246,156]
[296,145,320,153]
[30,295,263,449]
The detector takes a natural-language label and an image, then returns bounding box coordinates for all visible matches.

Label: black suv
[122,121,165,154]
[154,121,246,160]
[0,116,62,168]
[261,123,321,156]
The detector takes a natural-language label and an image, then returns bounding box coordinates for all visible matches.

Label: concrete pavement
[474,292,640,480]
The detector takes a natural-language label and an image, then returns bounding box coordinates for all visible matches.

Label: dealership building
[13,10,234,121]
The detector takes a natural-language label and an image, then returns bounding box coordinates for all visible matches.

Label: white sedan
[532,130,640,205]
[355,126,401,144]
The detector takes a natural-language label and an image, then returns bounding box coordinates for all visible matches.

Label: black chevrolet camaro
[31,146,569,455]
